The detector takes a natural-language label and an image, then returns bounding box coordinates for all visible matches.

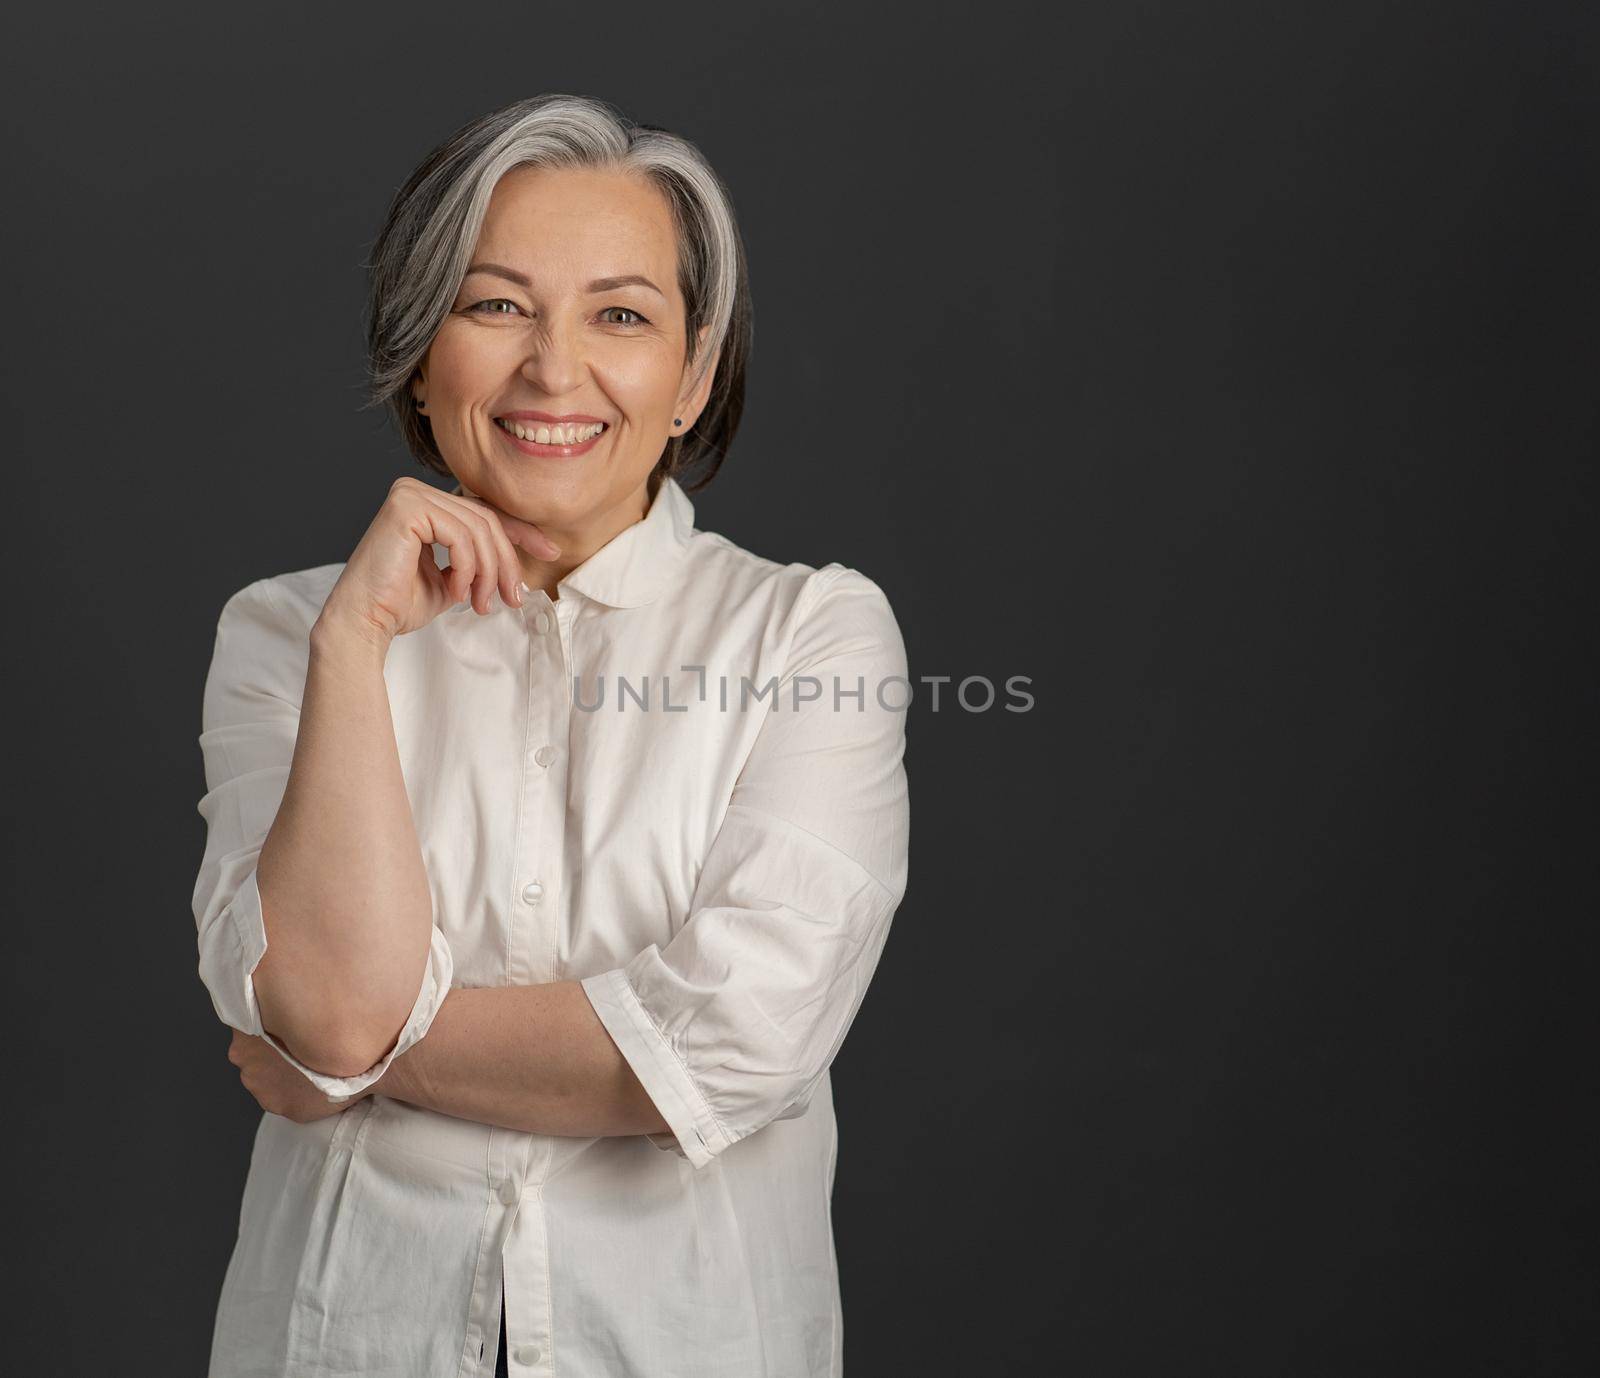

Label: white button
[497,1180,518,1206]
[515,1344,541,1366]
[534,611,551,635]
[521,881,544,905]
[534,744,556,768]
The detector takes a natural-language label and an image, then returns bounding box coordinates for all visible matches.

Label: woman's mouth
[494,417,609,458]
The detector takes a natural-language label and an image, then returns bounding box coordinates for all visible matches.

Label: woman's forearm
[251,613,435,1077]
[372,982,672,1141]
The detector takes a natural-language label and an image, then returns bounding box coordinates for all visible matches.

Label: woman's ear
[677,325,720,428]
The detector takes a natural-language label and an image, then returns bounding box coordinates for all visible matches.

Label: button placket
[508,593,568,990]
[500,1183,553,1376]
[495,601,564,1371]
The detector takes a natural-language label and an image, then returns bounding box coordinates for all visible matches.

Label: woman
[191,93,910,1378]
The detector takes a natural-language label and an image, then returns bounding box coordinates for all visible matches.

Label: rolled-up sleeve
[191,577,454,1101]
[581,567,911,1168]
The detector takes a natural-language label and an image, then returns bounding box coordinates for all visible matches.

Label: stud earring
[673,418,682,427]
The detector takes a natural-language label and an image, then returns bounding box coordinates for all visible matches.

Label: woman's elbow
[311,977,422,1076]
[319,1022,404,1079]
[255,962,416,1079]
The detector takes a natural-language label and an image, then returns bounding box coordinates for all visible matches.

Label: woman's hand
[226,1029,369,1124]
[319,477,561,649]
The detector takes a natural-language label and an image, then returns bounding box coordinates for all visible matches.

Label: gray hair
[361,93,751,493]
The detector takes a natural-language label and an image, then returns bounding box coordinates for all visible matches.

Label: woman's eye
[463,300,648,326]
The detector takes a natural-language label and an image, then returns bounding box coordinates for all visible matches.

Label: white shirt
[191,474,911,1378]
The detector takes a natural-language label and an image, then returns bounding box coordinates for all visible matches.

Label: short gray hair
[361,93,752,493]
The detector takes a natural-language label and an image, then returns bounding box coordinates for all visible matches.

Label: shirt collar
[437,474,696,615]
[557,474,696,608]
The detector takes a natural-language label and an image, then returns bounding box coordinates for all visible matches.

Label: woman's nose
[518,321,586,397]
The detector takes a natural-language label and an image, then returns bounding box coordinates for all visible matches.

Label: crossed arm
[201,569,909,1149]
[207,587,669,1138]
[372,982,669,1136]
[231,980,670,1136]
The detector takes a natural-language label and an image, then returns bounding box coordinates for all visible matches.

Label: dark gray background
[6,2,1596,1374]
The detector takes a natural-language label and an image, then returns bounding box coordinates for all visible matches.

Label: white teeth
[497,418,605,444]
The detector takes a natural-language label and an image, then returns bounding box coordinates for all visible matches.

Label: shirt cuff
[230,868,456,1101]
[579,967,734,1169]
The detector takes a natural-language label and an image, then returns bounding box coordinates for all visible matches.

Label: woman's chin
[463,469,583,528]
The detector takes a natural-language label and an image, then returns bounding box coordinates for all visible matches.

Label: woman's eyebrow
[464,262,664,298]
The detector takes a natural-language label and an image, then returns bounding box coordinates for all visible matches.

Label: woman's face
[413,164,715,550]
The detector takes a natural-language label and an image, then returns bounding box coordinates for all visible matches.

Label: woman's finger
[437,491,523,613]
[466,507,509,614]
[418,500,479,606]
[469,497,529,610]
[415,546,451,618]
[497,509,562,560]
[447,479,561,562]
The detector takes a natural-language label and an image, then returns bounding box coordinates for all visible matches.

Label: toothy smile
[495,418,608,445]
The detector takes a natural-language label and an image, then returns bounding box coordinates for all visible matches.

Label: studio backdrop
[5,3,1595,1376]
